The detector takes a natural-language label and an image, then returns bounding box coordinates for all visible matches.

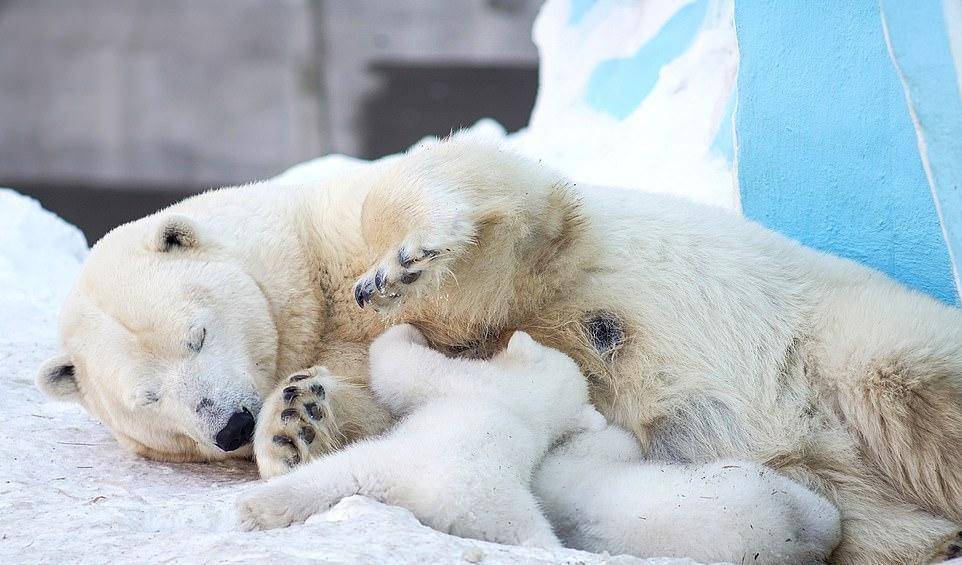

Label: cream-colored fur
[38,133,962,563]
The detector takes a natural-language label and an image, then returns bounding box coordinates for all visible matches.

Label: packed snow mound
[0,189,87,345]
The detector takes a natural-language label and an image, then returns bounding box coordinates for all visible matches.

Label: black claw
[299,426,316,444]
[398,249,414,268]
[280,408,299,421]
[374,268,386,291]
[309,383,326,399]
[285,453,301,467]
[304,401,323,420]
[272,434,295,447]
[948,544,961,558]
[421,248,439,260]
[354,279,376,308]
[282,386,300,403]
[400,271,421,285]
[289,373,310,382]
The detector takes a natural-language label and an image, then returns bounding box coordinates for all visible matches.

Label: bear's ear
[36,353,81,401]
[147,214,201,252]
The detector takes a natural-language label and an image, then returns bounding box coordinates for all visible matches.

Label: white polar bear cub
[237,324,604,546]
[534,426,842,564]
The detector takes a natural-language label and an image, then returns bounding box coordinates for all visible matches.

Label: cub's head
[36,214,278,462]
[491,331,591,412]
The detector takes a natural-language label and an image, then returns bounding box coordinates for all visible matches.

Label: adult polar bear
[36,134,962,564]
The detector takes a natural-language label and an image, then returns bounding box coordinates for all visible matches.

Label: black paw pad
[400,271,421,285]
[947,543,961,559]
[309,383,326,399]
[583,311,625,357]
[303,402,323,420]
[289,373,310,382]
[280,408,299,421]
[299,426,316,444]
[282,386,300,403]
[272,434,295,447]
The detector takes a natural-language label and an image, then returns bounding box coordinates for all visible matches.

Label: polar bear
[533,426,841,564]
[237,324,602,544]
[36,133,962,563]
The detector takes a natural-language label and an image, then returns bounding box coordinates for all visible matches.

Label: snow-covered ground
[0,1,741,562]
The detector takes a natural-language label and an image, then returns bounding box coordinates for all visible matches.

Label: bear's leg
[351,143,590,337]
[828,483,958,565]
[451,485,561,548]
[812,284,962,526]
[777,457,959,565]
[237,449,365,530]
[253,365,391,478]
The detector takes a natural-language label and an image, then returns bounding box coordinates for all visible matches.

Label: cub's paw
[236,479,308,531]
[353,216,475,313]
[253,366,338,479]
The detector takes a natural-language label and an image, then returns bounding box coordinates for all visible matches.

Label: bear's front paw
[253,366,339,479]
[353,217,474,314]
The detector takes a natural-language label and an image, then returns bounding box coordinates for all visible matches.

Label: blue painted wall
[734,1,960,304]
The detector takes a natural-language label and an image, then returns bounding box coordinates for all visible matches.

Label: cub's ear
[504,331,539,356]
[147,214,201,252]
[36,353,81,401]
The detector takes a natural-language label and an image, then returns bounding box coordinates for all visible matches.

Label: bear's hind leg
[815,283,962,525]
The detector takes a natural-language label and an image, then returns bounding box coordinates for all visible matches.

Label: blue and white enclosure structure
[522,0,962,304]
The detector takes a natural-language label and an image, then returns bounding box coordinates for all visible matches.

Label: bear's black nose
[214,408,255,452]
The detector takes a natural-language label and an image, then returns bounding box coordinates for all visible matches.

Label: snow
[0,1,736,562]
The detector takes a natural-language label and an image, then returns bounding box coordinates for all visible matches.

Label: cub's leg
[534,428,841,564]
[253,365,391,478]
[452,485,561,549]
[352,137,592,342]
[237,449,368,530]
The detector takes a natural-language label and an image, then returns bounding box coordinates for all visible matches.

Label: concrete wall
[320,0,540,157]
[0,0,539,191]
[0,0,322,189]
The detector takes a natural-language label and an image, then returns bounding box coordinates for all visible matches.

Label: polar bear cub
[236,324,604,546]
[534,426,842,564]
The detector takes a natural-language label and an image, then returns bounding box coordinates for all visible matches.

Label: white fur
[236,324,602,547]
[534,427,842,564]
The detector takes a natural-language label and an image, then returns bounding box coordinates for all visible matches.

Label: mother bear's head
[36,212,279,462]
